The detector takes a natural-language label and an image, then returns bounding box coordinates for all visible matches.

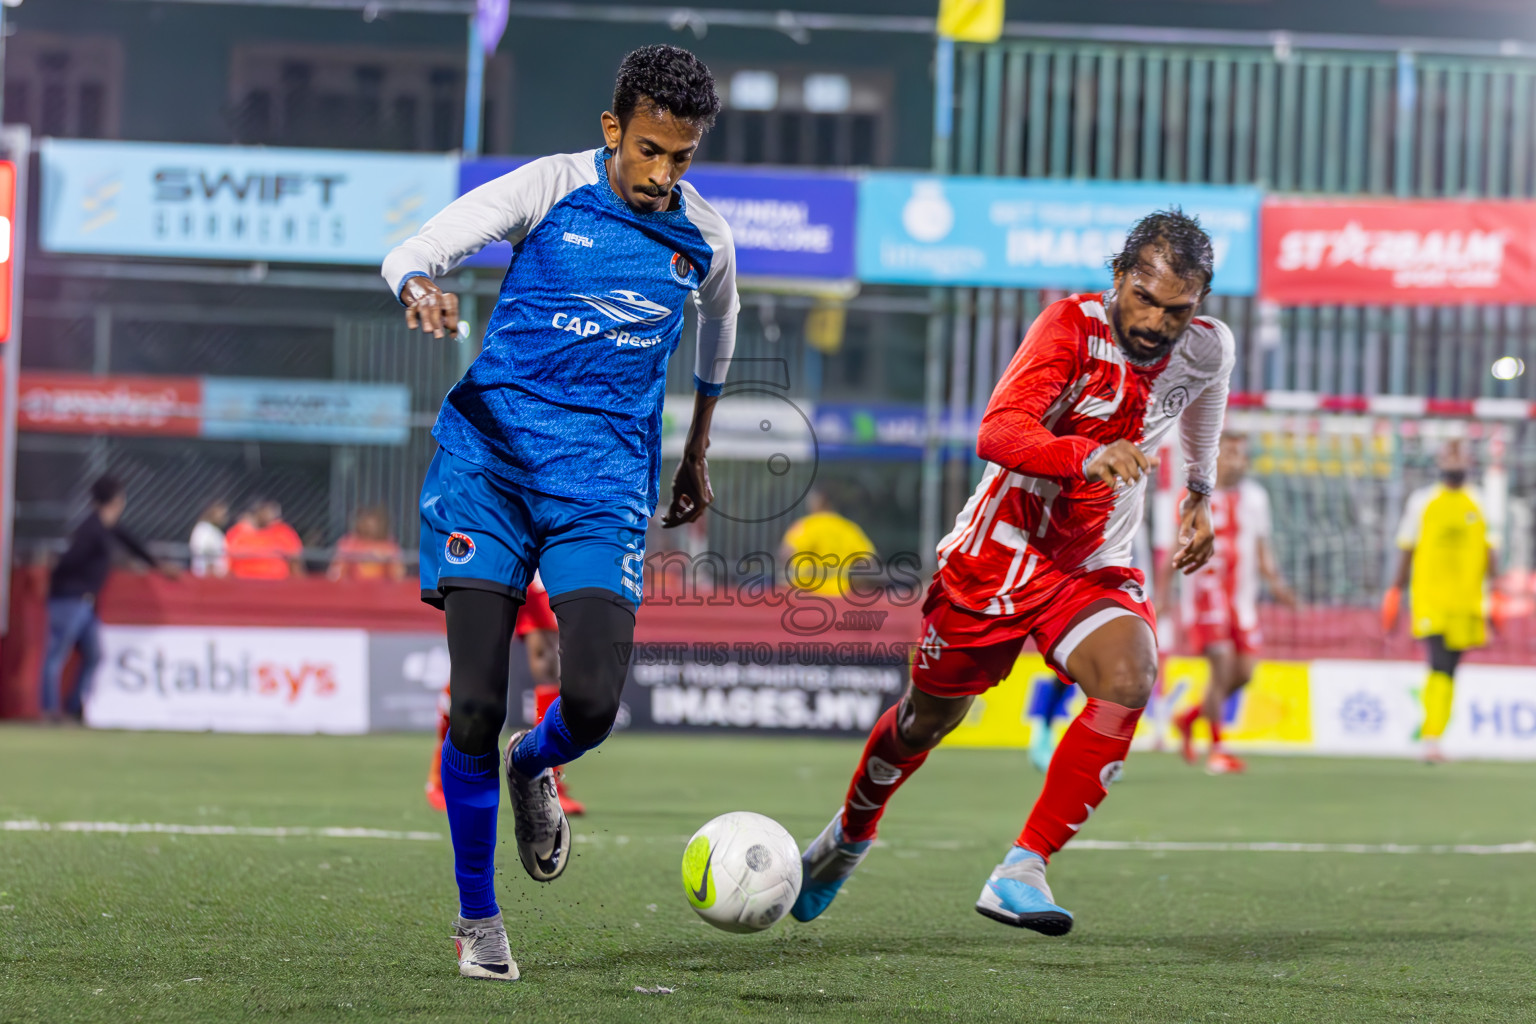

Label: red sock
[1208,715,1223,749]
[429,701,449,788]
[534,684,560,724]
[840,706,931,843]
[1018,698,1142,861]
[1175,704,1201,731]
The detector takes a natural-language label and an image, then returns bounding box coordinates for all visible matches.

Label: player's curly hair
[612,44,721,130]
[1110,207,1215,288]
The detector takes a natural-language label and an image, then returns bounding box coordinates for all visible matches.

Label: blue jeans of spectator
[41,597,102,717]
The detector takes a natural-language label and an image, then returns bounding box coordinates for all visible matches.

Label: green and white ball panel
[681,811,803,934]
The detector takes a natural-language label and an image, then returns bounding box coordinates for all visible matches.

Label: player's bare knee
[1085,652,1157,708]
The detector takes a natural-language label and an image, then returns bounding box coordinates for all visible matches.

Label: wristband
[1186,477,1213,497]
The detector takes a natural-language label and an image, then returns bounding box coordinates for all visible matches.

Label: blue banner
[856,174,1261,295]
[201,378,410,445]
[459,158,858,281]
[40,140,459,265]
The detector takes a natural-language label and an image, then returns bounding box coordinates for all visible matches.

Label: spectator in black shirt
[42,476,175,720]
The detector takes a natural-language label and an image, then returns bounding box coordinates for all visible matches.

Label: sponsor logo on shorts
[621,540,645,601]
[916,624,949,671]
[445,532,476,566]
[1099,760,1125,787]
[1120,580,1146,603]
[866,755,903,786]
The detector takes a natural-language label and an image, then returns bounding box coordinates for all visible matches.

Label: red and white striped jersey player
[790,210,1234,937]
[1166,433,1296,774]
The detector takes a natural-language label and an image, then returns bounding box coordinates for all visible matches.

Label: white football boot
[504,730,572,882]
[452,912,519,980]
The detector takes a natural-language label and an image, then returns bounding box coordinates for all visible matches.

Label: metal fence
[927,39,1536,407]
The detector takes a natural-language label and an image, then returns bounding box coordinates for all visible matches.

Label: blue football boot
[974,846,1074,936]
[790,811,873,923]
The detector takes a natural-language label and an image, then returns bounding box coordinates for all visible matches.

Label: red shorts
[515,585,557,637]
[1183,617,1261,657]
[912,564,1157,699]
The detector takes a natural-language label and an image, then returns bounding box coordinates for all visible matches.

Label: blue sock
[510,698,599,778]
[440,736,501,920]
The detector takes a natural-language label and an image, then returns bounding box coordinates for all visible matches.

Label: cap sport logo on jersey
[552,290,676,351]
[445,532,476,565]
[669,251,700,288]
[574,289,672,325]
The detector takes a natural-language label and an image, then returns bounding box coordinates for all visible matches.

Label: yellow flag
[937,0,1004,43]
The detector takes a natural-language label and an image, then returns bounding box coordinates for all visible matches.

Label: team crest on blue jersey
[670,251,700,288]
[445,532,476,565]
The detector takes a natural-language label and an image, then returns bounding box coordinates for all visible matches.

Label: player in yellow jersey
[779,491,877,596]
[1381,440,1497,763]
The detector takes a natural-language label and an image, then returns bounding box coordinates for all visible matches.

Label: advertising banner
[87,626,370,734]
[17,372,202,436]
[201,377,410,445]
[1260,199,1536,305]
[40,139,458,264]
[1312,660,1536,760]
[623,648,905,737]
[366,631,451,732]
[952,656,1535,760]
[856,174,1260,294]
[18,372,409,445]
[458,158,858,280]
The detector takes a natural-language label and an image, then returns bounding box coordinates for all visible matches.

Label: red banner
[0,162,14,344]
[17,372,203,436]
[1260,200,1536,305]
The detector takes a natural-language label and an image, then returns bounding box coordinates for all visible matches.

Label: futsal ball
[681,811,803,933]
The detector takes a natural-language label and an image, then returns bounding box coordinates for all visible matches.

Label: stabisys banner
[1260,199,1536,305]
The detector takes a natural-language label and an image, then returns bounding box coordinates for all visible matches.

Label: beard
[1108,299,1181,367]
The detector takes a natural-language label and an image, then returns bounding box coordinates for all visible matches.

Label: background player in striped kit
[1165,432,1296,774]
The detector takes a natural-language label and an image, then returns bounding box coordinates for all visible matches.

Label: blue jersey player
[381,45,736,981]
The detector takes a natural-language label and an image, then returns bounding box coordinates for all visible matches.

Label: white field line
[1070,839,1536,855]
[2,820,443,841]
[5,821,1534,855]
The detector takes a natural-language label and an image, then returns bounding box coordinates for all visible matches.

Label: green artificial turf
[3,726,1535,1023]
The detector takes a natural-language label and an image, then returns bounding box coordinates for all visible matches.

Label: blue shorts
[419,448,646,610]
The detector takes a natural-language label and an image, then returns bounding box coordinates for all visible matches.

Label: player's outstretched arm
[662,392,717,528]
[975,306,1101,481]
[665,203,737,529]
[382,155,592,336]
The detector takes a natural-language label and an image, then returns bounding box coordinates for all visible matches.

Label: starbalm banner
[1260,199,1536,305]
